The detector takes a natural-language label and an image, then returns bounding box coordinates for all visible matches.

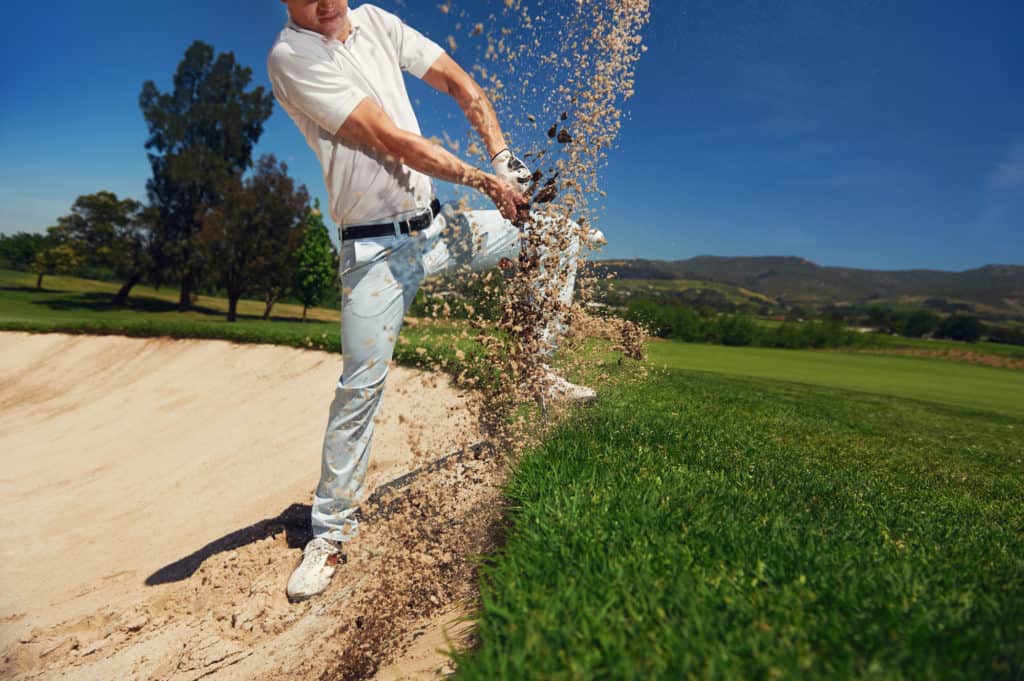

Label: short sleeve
[365,5,445,78]
[267,44,369,135]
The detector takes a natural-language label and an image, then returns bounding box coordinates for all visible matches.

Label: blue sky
[1,0,1021,270]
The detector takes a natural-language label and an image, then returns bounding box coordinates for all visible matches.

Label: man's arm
[421,54,507,161]
[336,98,523,220]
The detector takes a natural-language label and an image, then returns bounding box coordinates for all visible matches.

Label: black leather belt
[342,199,442,241]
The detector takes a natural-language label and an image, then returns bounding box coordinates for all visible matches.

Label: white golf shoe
[542,365,597,402]
[287,537,343,602]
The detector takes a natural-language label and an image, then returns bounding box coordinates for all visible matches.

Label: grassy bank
[456,366,1024,679]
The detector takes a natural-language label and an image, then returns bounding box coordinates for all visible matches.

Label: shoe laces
[305,537,341,560]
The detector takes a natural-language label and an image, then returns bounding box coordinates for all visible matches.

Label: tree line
[619,296,1024,347]
[0,41,337,322]
[621,298,866,349]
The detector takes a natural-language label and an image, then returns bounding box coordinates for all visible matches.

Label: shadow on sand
[145,443,492,587]
[145,503,313,586]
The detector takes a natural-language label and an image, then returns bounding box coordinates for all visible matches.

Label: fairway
[648,340,1024,418]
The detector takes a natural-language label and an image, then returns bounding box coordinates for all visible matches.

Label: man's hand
[481,174,528,222]
[491,149,532,194]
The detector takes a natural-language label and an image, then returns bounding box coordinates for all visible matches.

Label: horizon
[592,254,1023,274]
[1,0,1021,271]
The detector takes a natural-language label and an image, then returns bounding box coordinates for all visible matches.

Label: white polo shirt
[267,4,445,227]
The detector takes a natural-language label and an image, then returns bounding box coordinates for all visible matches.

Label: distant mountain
[594,256,1024,316]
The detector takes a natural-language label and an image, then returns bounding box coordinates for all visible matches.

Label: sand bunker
[0,332,501,680]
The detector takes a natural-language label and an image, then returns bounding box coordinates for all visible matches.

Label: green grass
[0,267,341,321]
[456,366,1024,680]
[0,269,482,371]
[0,271,341,351]
[646,341,1024,419]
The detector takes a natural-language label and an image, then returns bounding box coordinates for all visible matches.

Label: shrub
[986,324,1024,346]
[622,298,863,350]
[935,314,985,343]
[624,297,704,340]
[900,310,940,338]
[715,314,758,346]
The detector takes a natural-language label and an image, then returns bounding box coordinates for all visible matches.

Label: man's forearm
[422,55,509,160]
[450,78,507,160]
[381,127,523,220]
[383,128,495,194]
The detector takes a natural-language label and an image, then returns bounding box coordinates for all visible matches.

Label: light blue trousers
[312,206,581,541]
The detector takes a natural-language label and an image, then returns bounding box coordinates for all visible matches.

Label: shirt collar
[285,14,360,45]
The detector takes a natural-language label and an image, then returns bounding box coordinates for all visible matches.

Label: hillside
[595,257,1024,317]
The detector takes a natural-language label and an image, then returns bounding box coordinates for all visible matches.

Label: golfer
[269,0,594,601]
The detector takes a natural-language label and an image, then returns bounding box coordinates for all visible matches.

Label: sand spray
[400,0,652,462]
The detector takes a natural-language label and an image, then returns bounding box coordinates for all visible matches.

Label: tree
[785,305,808,322]
[715,314,758,346]
[987,324,1024,346]
[900,309,940,338]
[199,155,309,322]
[51,191,151,305]
[866,305,897,333]
[935,313,985,343]
[0,232,53,270]
[31,242,81,290]
[139,41,274,310]
[294,200,338,320]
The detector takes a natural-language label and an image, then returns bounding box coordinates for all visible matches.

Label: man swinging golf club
[268,0,597,601]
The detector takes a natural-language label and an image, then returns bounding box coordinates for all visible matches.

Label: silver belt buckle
[411,207,432,234]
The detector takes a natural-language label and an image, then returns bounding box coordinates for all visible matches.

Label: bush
[715,314,758,346]
[986,324,1024,346]
[761,319,861,349]
[866,305,898,333]
[622,298,863,350]
[900,310,940,338]
[865,306,947,339]
[935,314,985,343]
[624,297,704,341]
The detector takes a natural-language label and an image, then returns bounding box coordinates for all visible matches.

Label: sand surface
[0,333,500,680]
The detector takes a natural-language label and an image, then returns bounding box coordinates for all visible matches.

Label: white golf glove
[491,148,532,194]
[587,228,607,247]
